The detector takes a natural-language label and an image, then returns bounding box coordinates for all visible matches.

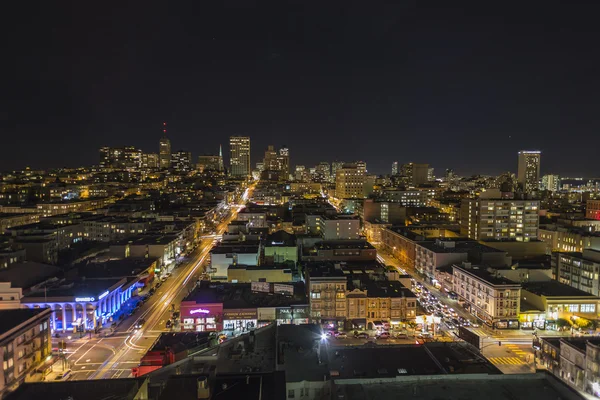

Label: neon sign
[190,308,210,315]
[75,297,95,302]
[98,291,109,300]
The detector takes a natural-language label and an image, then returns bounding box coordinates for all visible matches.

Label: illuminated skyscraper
[159,122,171,170]
[391,161,398,176]
[229,136,251,177]
[517,150,541,193]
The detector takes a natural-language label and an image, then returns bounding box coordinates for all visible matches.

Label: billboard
[251,281,271,293]
[273,283,294,296]
[458,326,482,350]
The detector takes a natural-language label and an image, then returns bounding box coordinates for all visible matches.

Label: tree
[407,321,418,337]
[556,318,572,330]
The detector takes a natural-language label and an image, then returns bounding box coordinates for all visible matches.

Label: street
[53,197,251,381]
[376,246,537,374]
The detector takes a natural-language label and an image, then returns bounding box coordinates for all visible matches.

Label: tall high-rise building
[218,144,224,172]
[99,146,141,170]
[517,150,541,194]
[427,168,435,182]
[315,162,330,182]
[197,155,222,172]
[541,174,561,192]
[335,163,367,199]
[278,146,289,177]
[159,123,171,170]
[295,165,307,181]
[263,145,279,170]
[141,152,159,169]
[391,161,398,176]
[171,151,192,173]
[229,136,251,177]
[400,162,428,186]
[331,161,344,183]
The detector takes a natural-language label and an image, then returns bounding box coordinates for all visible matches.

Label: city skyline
[5,2,600,176]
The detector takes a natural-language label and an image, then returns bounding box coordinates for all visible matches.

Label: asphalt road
[376,246,538,374]
[55,193,252,380]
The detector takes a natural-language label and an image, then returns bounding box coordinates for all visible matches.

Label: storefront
[494,320,520,329]
[257,307,276,328]
[223,309,257,334]
[276,305,310,325]
[180,303,223,332]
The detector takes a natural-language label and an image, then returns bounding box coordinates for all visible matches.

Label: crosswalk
[488,357,526,365]
[505,344,528,356]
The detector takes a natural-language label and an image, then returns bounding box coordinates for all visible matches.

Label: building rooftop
[0,262,63,290]
[522,280,600,298]
[7,378,147,400]
[0,308,49,338]
[149,332,212,353]
[314,240,375,250]
[155,373,285,400]
[333,373,583,400]
[418,239,504,254]
[210,244,260,254]
[183,281,307,308]
[305,263,347,279]
[453,264,521,286]
[73,257,157,279]
[113,234,178,246]
[22,278,125,301]
[265,230,296,247]
[276,324,329,382]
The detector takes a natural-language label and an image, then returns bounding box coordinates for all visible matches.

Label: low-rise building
[301,240,376,262]
[227,265,293,283]
[521,281,600,330]
[453,263,521,329]
[264,231,297,265]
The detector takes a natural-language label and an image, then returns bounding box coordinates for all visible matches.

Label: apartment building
[305,264,347,328]
[587,199,600,221]
[453,263,521,329]
[539,227,600,254]
[460,194,539,241]
[318,215,360,240]
[335,163,366,199]
[556,250,600,296]
[0,308,52,398]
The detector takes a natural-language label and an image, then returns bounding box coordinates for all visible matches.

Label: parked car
[334,332,348,339]
[394,333,408,339]
[354,332,370,339]
[377,332,391,339]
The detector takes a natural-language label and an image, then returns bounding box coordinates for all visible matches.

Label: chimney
[197,377,210,399]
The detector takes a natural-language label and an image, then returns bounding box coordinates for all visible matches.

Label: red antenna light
[163,122,167,126]
[163,129,166,133]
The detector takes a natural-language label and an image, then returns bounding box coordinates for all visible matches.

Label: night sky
[4,1,600,176]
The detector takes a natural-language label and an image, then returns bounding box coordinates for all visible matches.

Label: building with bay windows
[452,263,521,329]
[556,249,600,296]
[0,308,52,398]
